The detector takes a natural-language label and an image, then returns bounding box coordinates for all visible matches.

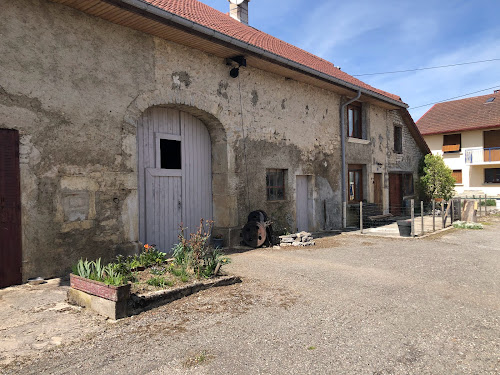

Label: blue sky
[199,0,500,121]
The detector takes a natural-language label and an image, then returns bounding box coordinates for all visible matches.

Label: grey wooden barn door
[137,108,212,253]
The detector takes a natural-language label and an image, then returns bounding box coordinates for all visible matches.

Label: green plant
[171,219,231,279]
[150,266,166,276]
[73,258,127,286]
[173,241,192,268]
[419,154,456,201]
[453,221,484,230]
[73,259,93,279]
[147,277,173,288]
[136,244,168,268]
[169,265,186,278]
[480,199,496,206]
[102,264,125,286]
[199,248,231,278]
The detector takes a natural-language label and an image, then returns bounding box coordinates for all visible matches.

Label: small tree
[419,154,456,200]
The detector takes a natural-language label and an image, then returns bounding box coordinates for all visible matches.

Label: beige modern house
[417,91,500,197]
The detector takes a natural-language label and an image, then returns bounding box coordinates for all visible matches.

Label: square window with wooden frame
[442,133,461,153]
[394,125,403,153]
[485,168,500,183]
[348,102,363,139]
[266,169,287,201]
[348,165,363,202]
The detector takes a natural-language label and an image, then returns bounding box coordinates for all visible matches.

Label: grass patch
[146,277,173,288]
[307,346,317,350]
[184,351,213,367]
[453,221,483,230]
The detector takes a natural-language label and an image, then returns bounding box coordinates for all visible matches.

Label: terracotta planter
[70,274,130,302]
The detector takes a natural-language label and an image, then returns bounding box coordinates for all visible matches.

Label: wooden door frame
[373,173,383,207]
[348,164,364,203]
[0,129,23,288]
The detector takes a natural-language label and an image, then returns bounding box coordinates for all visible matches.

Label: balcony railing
[465,147,500,164]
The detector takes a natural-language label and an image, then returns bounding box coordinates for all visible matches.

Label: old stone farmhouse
[0,0,429,286]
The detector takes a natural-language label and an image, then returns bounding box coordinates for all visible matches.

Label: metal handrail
[465,147,500,164]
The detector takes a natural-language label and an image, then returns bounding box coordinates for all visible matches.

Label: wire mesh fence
[350,196,499,237]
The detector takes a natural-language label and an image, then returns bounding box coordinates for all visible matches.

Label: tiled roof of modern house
[416,91,500,135]
[144,0,403,103]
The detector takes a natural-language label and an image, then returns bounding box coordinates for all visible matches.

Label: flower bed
[68,219,233,319]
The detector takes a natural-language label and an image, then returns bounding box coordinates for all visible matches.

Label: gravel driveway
[2,220,499,374]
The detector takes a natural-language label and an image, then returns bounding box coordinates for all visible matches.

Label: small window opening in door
[160,139,181,169]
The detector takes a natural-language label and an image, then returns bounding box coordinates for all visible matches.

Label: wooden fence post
[421,201,424,235]
[432,199,436,232]
[411,199,415,237]
[360,201,363,234]
[441,201,445,228]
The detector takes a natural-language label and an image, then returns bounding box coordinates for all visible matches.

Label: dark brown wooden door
[0,129,22,288]
[389,173,402,216]
[374,173,382,207]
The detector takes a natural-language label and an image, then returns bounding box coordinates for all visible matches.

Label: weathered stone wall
[0,0,155,278]
[345,105,424,212]
[0,0,424,280]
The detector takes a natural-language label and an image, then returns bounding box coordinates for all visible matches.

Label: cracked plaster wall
[1,0,423,280]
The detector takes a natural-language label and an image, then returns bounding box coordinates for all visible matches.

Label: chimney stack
[228,0,250,25]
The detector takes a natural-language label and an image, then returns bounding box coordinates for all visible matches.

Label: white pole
[360,201,363,234]
[421,201,424,235]
[411,199,415,237]
[432,199,435,232]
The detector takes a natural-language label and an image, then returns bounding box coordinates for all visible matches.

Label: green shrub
[480,199,496,206]
[419,154,456,201]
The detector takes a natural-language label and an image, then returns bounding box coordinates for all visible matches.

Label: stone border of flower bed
[67,275,241,320]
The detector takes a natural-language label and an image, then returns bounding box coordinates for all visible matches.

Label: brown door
[389,173,402,215]
[373,173,383,207]
[0,129,22,288]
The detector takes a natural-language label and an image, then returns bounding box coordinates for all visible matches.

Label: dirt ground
[1,217,499,374]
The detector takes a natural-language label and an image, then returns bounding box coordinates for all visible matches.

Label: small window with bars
[266,169,286,201]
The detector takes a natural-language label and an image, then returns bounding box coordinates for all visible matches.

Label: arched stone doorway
[136,105,230,252]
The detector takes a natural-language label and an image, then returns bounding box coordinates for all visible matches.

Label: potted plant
[212,234,224,249]
[397,219,412,237]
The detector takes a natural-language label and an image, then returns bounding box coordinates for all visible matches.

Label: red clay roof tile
[143,0,403,103]
[416,91,500,135]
